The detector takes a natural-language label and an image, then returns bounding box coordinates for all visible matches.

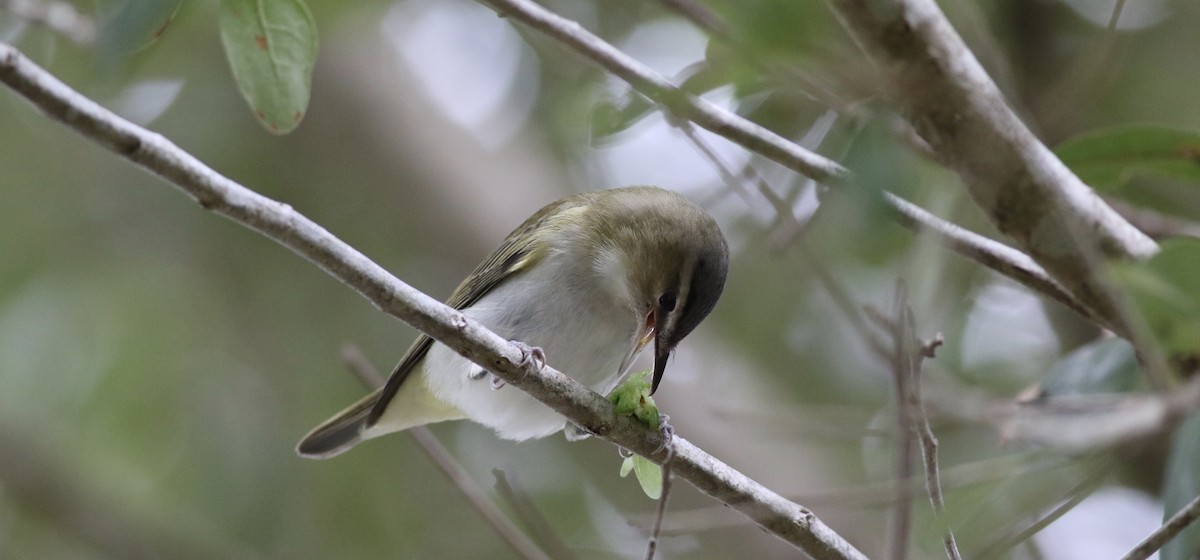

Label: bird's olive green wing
[365,194,592,426]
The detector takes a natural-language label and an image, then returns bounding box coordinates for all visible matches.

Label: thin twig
[0,428,261,560]
[1121,492,1200,560]
[339,345,552,560]
[975,457,1112,560]
[756,180,807,251]
[1110,200,1200,240]
[407,430,551,560]
[1106,0,1129,33]
[800,242,892,361]
[887,283,916,560]
[883,193,1101,327]
[674,120,756,205]
[493,469,580,560]
[642,453,1080,534]
[890,284,960,560]
[906,348,960,557]
[758,155,897,361]
[770,110,843,250]
[914,376,954,543]
[645,446,676,560]
[862,304,895,332]
[934,375,1200,452]
[0,42,865,560]
[1055,205,1176,391]
[338,344,387,389]
[1023,538,1046,560]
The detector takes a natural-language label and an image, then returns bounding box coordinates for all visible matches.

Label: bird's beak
[651,310,672,394]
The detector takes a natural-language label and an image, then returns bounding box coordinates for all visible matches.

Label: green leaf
[589,95,654,141]
[1112,238,1200,358]
[97,0,183,67]
[1161,413,1200,560]
[590,62,728,141]
[608,370,660,430]
[1039,338,1145,396]
[632,455,663,500]
[618,454,663,499]
[1056,125,1200,219]
[1056,124,1200,190]
[610,371,664,499]
[219,0,318,135]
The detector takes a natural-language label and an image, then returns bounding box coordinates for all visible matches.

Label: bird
[296,186,728,459]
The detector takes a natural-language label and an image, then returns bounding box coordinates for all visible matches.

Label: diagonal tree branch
[493,469,581,560]
[340,345,553,560]
[0,426,260,560]
[823,0,1158,335]
[478,0,841,182]
[1121,491,1200,560]
[0,42,866,560]
[480,0,846,183]
[882,193,1102,327]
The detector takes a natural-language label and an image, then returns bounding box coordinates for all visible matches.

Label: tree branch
[884,284,960,560]
[493,469,581,560]
[936,377,1200,452]
[479,0,844,183]
[1121,491,1200,560]
[340,345,552,560]
[0,426,258,560]
[0,42,865,560]
[882,193,1102,327]
[824,0,1158,337]
[887,285,917,560]
[974,457,1112,560]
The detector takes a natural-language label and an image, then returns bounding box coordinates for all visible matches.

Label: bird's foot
[467,367,506,390]
[509,340,547,375]
[484,342,546,390]
[653,413,675,454]
[565,422,593,441]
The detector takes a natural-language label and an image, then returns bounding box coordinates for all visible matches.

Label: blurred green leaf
[712,0,835,63]
[97,0,183,65]
[1112,238,1200,357]
[589,95,653,141]
[618,454,663,500]
[1039,338,1145,396]
[1161,413,1200,560]
[219,0,317,134]
[589,62,726,141]
[1055,124,1200,191]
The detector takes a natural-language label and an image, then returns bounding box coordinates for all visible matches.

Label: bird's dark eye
[658,291,677,312]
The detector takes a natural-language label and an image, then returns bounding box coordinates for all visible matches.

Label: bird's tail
[295,391,378,459]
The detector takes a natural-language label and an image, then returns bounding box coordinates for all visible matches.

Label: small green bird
[297,186,728,458]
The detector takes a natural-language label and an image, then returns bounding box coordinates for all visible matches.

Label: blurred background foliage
[2,0,1199,558]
